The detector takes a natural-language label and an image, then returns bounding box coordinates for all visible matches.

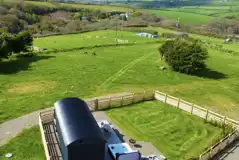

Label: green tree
[0,33,12,60]
[0,31,33,60]
[159,38,208,74]
[11,30,33,53]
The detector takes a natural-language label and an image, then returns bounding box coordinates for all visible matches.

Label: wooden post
[177,98,180,108]
[95,99,98,110]
[191,103,194,114]
[143,90,146,100]
[132,93,135,104]
[108,96,111,108]
[223,116,227,126]
[121,96,124,106]
[152,90,156,100]
[205,110,209,121]
[164,94,167,104]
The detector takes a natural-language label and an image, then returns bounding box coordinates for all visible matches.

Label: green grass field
[34,30,158,51]
[0,126,44,160]
[144,9,213,24]
[106,101,225,159]
[1,29,239,123]
[24,0,132,12]
[166,7,228,15]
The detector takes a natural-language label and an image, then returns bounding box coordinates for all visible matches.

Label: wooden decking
[39,110,62,160]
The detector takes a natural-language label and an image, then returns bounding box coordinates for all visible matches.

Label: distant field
[106,101,225,159]
[24,0,132,12]
[144,9,212,24]
[34,30,158,51]
[214,11,239,18]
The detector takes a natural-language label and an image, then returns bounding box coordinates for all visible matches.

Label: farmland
[10,0,132,12]
[1,29,239,124]
[106,101,226,160]
[144,9,213,24]
[145,4,239,23]
[34,30,159,51]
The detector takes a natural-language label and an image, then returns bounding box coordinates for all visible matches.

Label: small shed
[54,97,106,160]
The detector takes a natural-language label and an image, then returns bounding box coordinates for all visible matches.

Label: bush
[0,30,33,60]
[0,14,25,34]
[130,11,142,17]
[10,30,33,53]
[159,38,208,74]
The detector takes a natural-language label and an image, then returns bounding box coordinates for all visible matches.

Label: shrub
[0,32,12,60]
[130,11,142,17]
[10,30,33,53]
[0,14,25,34]
[0,6,7,15]
[159,38,208,74]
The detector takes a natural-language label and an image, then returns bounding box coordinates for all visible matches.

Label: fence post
[108,96,111,108]
[223,116,227,126]
[153,90,156,99]
[95,99,98,110]
[206,110,209,121]
[177,98,180,108]
[199,154,202,160]
[132,93,135,104]
[164,94,167,104]
[143,90,146,100]
[121,96,124,106]
[191,103,194,114]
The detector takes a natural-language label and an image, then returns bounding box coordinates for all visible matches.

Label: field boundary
[39,90,239,160]
[35,40,163,54]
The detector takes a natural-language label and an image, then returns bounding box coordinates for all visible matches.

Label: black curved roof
[54,97,106,146]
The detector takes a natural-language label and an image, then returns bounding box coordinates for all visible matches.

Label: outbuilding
[54,97,106,160]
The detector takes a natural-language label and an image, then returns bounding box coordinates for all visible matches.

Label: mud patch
[8,81,57,94]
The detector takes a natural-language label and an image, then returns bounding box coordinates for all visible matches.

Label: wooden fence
[154,90,239,160]
[86,91,155,111]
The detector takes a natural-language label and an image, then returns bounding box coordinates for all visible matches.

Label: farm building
[136,32,158,38]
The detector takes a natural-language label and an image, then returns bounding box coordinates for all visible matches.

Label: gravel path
[0,93,131,146]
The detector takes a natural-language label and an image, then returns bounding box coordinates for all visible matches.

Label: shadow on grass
[192,68,227,80]
[0,55,55,74]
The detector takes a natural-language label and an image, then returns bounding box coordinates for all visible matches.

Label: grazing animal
[92,52,96,56]
[84,52,88,54]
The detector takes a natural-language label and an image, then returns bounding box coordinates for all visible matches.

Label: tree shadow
[192,68,227,80]
[0,55,55,74]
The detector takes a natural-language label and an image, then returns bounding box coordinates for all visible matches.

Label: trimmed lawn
[0,126,44,160]
[106,101,225,160]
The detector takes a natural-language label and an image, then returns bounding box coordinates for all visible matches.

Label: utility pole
[115,19,118,44]
[176,17,180,31]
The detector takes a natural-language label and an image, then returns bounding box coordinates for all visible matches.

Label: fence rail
[154,90,239,160]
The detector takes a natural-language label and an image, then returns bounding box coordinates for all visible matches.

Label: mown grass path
[106,101,224,160]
